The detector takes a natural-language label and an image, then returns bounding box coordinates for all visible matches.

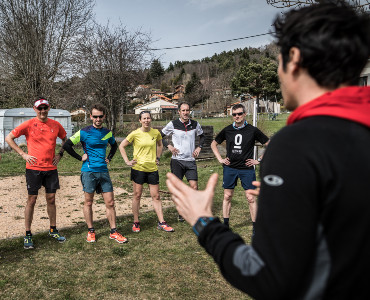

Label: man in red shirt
[6,97,67,249]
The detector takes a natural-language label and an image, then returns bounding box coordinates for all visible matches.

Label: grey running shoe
[24,235,34,249]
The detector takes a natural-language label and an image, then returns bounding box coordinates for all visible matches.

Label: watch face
[193,217,215,236]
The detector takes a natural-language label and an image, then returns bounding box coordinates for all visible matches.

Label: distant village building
[360,59,370,86]
[172,85,184,102]
[226,98,281,116]
[134,99,177,116]
[211,88,232,98]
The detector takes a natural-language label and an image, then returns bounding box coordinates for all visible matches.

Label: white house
[360,59,370,86]
[0,108,72,150]
[134,99,177,115]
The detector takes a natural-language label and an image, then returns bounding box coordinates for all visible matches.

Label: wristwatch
[193,217,215,236]
[257,157,262,162]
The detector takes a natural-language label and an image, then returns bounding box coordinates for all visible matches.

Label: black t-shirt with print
[214,124,269,169]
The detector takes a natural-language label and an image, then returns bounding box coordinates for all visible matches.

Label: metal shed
[0,108,72,150]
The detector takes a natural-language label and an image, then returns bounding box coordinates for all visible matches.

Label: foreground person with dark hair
[166,2,370,299]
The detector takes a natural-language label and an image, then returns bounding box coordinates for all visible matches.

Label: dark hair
[90,103,107,115]
[273,1,370,88]
[178,102,190,111]
[232,103,246,113]
[139,110,152,120]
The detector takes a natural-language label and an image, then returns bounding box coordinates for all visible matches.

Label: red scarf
[287,86,370,127]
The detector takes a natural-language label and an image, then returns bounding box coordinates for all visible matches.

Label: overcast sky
[94,0,286,67]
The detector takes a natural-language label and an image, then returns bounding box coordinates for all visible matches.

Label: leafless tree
[266,0,369,11]
[75,22,154,133]
[0,0,94,105]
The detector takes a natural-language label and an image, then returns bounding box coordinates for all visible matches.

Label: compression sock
[224,218,229,227]
[110,228,117,234]
[50,226,57,232]
[26,231,32,236]
[88,228,95,233]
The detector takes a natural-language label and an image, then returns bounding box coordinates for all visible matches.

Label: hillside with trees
[145,43,281,114]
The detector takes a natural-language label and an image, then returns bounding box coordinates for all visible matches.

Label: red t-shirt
[12,118,67,171]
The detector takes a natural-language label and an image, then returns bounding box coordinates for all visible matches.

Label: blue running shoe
[49,230,66,243]
[24,235,34,249]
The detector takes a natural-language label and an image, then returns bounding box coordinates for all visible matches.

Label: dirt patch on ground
[0,175,173,239]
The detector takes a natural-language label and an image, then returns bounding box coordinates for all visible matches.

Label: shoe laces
[114,232,123,238]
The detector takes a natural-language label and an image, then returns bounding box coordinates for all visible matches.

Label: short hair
[273,1,370,88]
[178,102,190,111]
[232,103,246,113]
[139,110,151,120]
[90,103,107,115]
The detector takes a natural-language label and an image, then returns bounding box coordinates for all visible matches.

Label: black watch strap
[193,217,215,236]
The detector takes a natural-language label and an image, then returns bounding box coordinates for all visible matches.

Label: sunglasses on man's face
[92,115,104,119]
[36,106,49,111]
[232,112,244,117]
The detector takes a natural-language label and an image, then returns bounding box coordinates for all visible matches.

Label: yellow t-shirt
[126,128,162,172]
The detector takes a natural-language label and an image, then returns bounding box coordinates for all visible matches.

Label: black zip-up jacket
[199,116,370,299]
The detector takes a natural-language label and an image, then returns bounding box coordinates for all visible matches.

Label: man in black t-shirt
[211,104,269,232]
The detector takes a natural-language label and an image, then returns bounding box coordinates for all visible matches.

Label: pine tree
[150,59,165,80]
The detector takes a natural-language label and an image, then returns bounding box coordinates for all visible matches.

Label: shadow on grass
[0,206,181,265]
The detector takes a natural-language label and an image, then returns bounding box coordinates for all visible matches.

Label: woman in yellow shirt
[119,111,174,233]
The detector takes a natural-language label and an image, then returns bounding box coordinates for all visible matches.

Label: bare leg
[245,190,257,222]
[223,189,234,218]
[102,192,116,229]
[132,182,143,223]
[25,195,37,232]
[149,184,164,223]
[188,180,198,190]
[83,192,94,228]
[45,193,57,227]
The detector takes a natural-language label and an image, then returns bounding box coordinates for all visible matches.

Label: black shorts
[131,169,159,185]
[170,159,198,181]
[26,169,60,195]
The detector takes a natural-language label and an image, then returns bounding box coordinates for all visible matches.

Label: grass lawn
[0,116,287,299]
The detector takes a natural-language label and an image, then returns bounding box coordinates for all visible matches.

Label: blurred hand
[166,172,218,226]
[52,154,62,166]
[82,153,88,162]
[245,159,259,167]
[193,146,201,158]
[22,153,37,165]
[168,145,179,156]
[218,157,230,165]
[246,181,261,198]
[125,159,137,167]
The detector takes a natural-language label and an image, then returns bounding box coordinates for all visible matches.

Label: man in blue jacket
[63,104,127,244]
